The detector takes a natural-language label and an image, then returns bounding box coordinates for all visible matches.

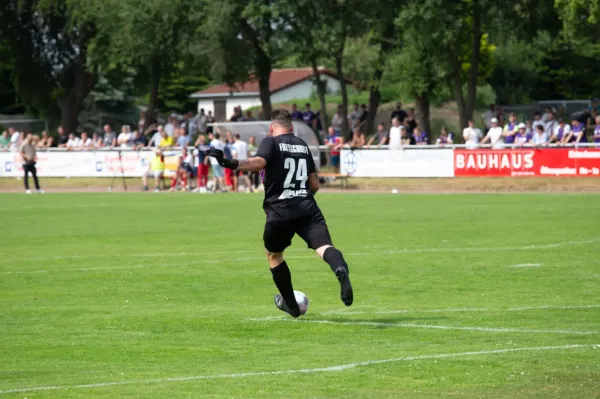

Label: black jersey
[256,134,320,222]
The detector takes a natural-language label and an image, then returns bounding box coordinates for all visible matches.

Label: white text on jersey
[278,189,308,200]
[279,143,309,154]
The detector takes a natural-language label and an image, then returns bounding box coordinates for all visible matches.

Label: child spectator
[531,125,549,146]
[142,149,165,192]
[514,123,530,146]
[436,126,454,146]
[194,134,210,192]
[325,127,342,171]
[593,116,600,144]
[169,147,193,192]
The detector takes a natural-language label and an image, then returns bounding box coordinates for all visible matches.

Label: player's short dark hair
[271,108,293,129]
[215,133,220,139]
[235,134,241,139]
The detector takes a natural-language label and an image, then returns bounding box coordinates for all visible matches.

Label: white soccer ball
[294,290,309,315]
[391,188,399,194]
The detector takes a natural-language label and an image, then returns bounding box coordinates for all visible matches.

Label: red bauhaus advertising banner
[454,148,600,177]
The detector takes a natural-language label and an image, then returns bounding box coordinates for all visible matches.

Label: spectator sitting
[142,149,165,192]
[482,104,496,132]
[436,126,454,146]
[566,119,587,144]
[79,132,93,150]
[66,133,80,150]
[405,109,417,133]
[412,127,428,145]
[480,117,503,148]
[463,120,482,149]
[242,110,256,122]
[57,125,69,148]
[158,129,174,148]
[367,123,388,146]
[325,127,342,171]
[550,118,571,144]
[290,103,303,121]
[303,103,317,130]
[350,128,366,148]
[532,111,545,132]
[9,127,21,153]
[102,124,117,147]
[133,131,148,149]
[92,133,103,148]
[391,102,407,123]
[358,104,368,132]
[593,116,600,144]
[0,130,9,149]
[230,106,243,122]
[544,111,558,137]
[177,128,191,148]
[502,113,518,145]
[117,125,132,148]
[530,124,549,146]
[36,131,53,149]
[388,118,403,150]
[514,123,530,146]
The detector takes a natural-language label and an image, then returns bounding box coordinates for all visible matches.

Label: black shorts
[263,212,333,253]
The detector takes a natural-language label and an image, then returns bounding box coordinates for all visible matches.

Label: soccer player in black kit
[208,109,353,317]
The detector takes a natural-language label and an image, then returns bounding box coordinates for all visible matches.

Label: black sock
[270,261,298,309]
[323,247,349,274]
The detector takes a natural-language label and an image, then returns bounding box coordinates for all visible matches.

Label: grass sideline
[1,176,600,192]
[1,193,599,398]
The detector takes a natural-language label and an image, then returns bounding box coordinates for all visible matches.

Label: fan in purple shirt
[302,103,316,125]
[593,116,600,144]
[568,119,587,143]
[502,113,518,144]
[290,103,303,121]
[514,123,531,146]
[412,129,429,145]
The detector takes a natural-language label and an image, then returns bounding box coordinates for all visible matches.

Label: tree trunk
[450,50,468,131]
[366,24,396,136]
[57,52,96,134]
[145,59,162,131]
[58,94,79,135]
[257,62,272,120]
[310,61,328,136]
[334,53,349,140]
[414,93,431,141]
[465,0,482,124]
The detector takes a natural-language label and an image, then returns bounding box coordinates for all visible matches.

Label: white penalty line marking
[323,304,600,316]
[510,263,542,268]
[0,344,597,395]
[248,318,598,335]
[2,237,599,274]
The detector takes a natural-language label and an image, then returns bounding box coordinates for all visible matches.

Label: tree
[0,0,98,133]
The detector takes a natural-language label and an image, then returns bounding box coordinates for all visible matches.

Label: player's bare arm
[308,172,319,194]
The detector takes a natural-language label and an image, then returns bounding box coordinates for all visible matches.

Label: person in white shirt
[232,134,252,192]
[544,111,558,138]
[550,118,571,144]
[532,111,545,132]
[209,133,226,192]
[117,125,132,148]
[164,116,176,137]
[9,128,21,153]
[480,117,503,149]
[78,132,93,149]
[66,133,80,150]
[387,117,402,150]
[462,120,482,149]
[481,104,496,131]
[530,125,548,146]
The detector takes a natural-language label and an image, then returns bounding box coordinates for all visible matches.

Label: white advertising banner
[340,148,455,177]
[0,151,181,177]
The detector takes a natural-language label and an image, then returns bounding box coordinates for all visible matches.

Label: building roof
[191,67,341,98]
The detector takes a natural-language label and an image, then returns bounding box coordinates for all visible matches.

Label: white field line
[0,203,109,211]
[323,304,600,316]
[247,318,597,335]
[510,263,542,268]
[0,344,597,395]
[2,237,599,274]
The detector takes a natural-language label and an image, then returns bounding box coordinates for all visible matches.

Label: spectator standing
[158,129,174,148]
[325,127,342,170]
[302,103,317,130]
[480,117,504,149]
[194,134,210,192]
[482,104,497,132]
[177,128,191,148]
[209,133,226,192]
[206,111,215,134]
[146,125,163,147]
[349,103,362,132]
[57,125,69,148]
[247,135,260,191]
[37,131,53,149]
[102,124,117,148]
[230,106,243,122]
[66,133,80,150]
[232,134,252,192]
[169,147,192,192]
[351,128,366,147]
[593,115,600,144]
[388,118,403,150]
[0,130,9,148]
[532,111,545,132]
[367,123,388,146]
[20,134,43,194]
[142,149,165,192]
[330,105,346,134]
[391,102,407,123]
[531,124,549,146]
[164,116,176,137]
[117,126,132,148]
[502,113,518,145]
[405,109,417,133]
[358,104,368,132]
[463,120,482,149]
[544,111,558,137]
[137,111,146,134]
[550,118,571,144]
[9,128,21,153]
[242,110,256,122]
[133,131,148,149]
[436,126,454,145]
[197,109,208,135]
[291,104,303,121]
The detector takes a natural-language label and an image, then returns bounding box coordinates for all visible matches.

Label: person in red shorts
[194,135,210,192]
[169,147,192,191]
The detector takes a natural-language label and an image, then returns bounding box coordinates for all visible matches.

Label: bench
[319,173,349,189]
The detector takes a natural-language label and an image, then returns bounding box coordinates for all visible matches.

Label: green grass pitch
[1,192,599,398]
